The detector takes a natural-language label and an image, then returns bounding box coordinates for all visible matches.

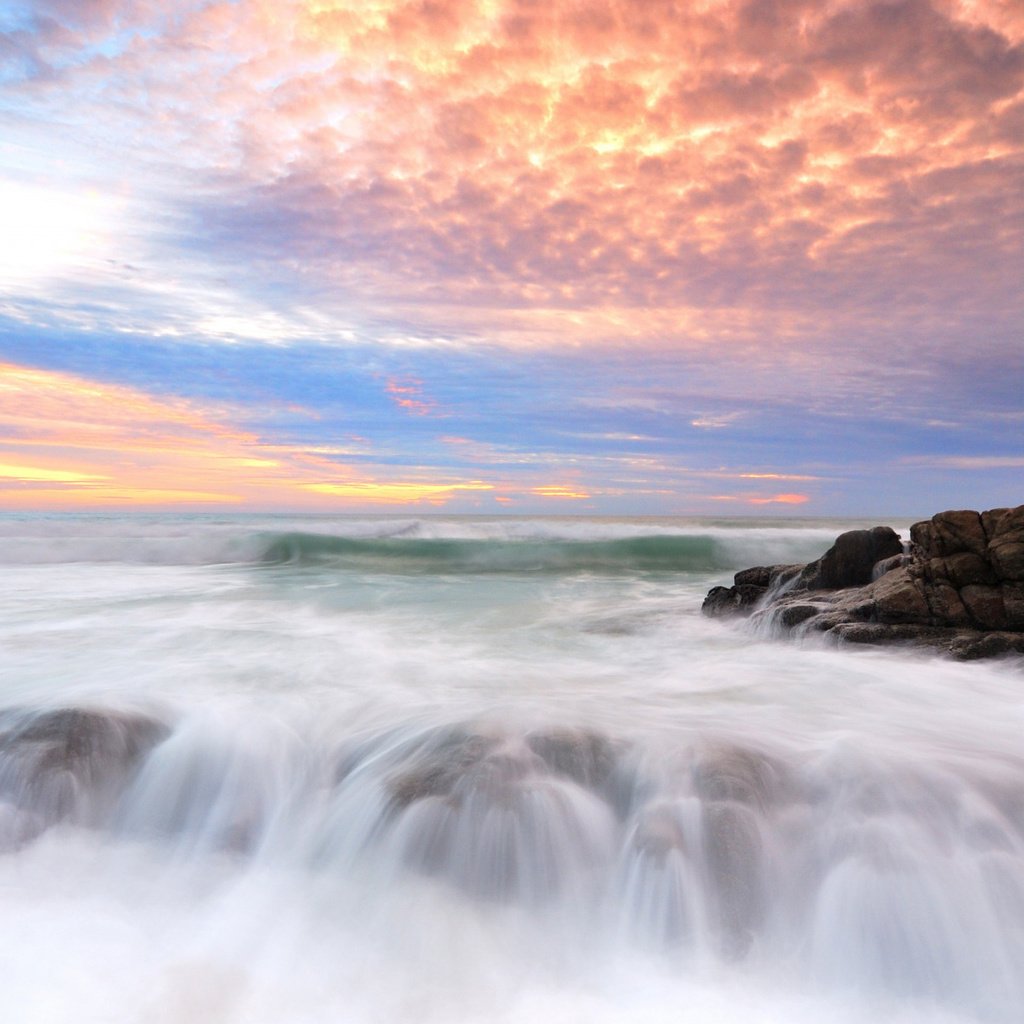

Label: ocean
[1,512,1022,1024]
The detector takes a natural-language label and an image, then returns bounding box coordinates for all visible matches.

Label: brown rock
[930,510,987,557]
[873,553,908,578]
[798,527,903,591]
[769,565,804,587]
[734,566,772,588]
[702,584,767,618]
[831,622,888,645]
[942,551,997,588]
[823,588,875,622]
[987,505,1024,540]
[870,568,930,623]
[960,585,1008,630]
[1002,583,1024,630]
[948,632,1024,660]
[701,504,1024,659]
[981,507,1011,540]
[778,603,821,628]
[924,580,972,628]
[989,540,1024,582]
[831,622,952,646]
[910,520,935,558]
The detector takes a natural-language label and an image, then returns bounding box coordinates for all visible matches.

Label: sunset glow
[0,0,1020,513]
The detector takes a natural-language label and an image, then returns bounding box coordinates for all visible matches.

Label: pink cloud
[5,0,1022,356]
[385,377,437,416]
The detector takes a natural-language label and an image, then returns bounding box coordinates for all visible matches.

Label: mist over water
[1,513,1022,1024]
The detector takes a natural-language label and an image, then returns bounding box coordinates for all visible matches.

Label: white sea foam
[0,513,1019,1024]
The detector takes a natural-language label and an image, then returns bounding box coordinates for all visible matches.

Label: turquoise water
[0,514,1021,1023]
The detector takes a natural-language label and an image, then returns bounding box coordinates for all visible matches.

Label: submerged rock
[0,707,168,848]
[382,723,623,902]
[702,505,1024,660]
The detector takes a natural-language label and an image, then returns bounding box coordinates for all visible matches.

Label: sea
[1,512,1022,1024]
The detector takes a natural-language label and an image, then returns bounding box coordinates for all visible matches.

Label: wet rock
[701,564,802,618]
[869,568,930,623]
[918,510,987,559]
[948,632,1024,660]
[942,552,997,589]
[796,527,903,591]
[923,579,972,628]
[734,566,773,588]
[960,585,1007,630]
[989,539,1024,582]
[0,707,168,840]
[387,729,500,809]
[526,728,618,791]
[778,603,822,628]
[1002,583,1024,629]
[872,553,909,579]
[702,801,764,959]
[630,802,688,860]
[701,584,765,618]
[693,745,784,811]
[703,504,1024,659]
[385,725,617,903]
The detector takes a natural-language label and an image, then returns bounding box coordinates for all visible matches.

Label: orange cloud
[385,377,437,416]
[210,0,1021,338]
[749,493,811,506]
[709,492,811,506]
[8,0,1020,357]
[0,362,497,509]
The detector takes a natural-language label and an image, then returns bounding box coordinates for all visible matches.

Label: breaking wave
[0,514,862,573]
[256,532,732,572]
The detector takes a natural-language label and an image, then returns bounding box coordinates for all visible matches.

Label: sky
[0,0,1021,516]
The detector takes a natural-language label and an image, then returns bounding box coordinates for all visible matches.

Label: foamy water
[1,513,1021,1023]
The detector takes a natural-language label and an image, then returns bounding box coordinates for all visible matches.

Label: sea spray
[0,512,1020,1024]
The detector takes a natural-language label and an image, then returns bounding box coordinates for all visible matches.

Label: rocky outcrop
[702,564,802,617]
[702,506,1024,660]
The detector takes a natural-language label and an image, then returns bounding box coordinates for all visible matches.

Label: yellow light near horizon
[0,462,106,483]
[0,487,243,508]
[530,485,590,500]
[304,481,493,503]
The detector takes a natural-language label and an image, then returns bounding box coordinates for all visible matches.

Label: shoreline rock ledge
[702,505,1024,660]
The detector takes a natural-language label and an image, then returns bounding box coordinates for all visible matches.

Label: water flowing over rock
[0,707,169,849]
[1,700,1023,1019]
[702,505,1024,659]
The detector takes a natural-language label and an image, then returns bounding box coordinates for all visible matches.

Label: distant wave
[0,515,866,572]
[255,531,730,573]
